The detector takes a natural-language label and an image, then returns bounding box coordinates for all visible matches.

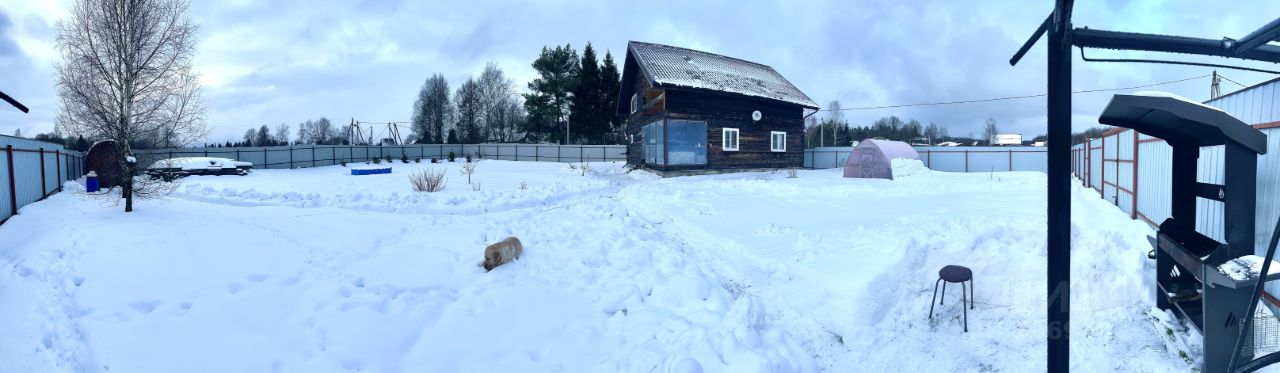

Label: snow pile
[618,167,1183,371]
[1218,255,1280,281]
[890,158,930,178]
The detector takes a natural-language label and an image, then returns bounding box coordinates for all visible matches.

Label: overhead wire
[814,74,1211,112]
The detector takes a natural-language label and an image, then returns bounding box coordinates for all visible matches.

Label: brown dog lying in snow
[482,237,523,272]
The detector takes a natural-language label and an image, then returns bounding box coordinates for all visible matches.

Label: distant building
[617,41,819,175]
[936,141,962,147]
[990,133,1023,146]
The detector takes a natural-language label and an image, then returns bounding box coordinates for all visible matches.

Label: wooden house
[616,41,820,175]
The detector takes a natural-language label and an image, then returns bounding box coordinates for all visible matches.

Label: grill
[1100,93,1272,372]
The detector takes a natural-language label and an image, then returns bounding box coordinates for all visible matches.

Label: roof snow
[628,41,819,109]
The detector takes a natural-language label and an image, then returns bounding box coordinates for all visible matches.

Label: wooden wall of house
[664,89,805,170]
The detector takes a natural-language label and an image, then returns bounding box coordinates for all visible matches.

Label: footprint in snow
[130,301,161,314]
[247,273,268,283]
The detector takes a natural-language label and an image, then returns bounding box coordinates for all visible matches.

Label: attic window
[630,93,639,114]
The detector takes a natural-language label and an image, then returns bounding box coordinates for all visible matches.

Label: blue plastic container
[351,167,392,176]
[86,172,100,193]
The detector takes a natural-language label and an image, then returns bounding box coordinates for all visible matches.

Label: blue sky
[2,0,1279,143]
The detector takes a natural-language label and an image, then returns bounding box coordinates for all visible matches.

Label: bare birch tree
[54,0,206,212]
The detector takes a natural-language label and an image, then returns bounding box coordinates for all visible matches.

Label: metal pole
[39,148,46,199]
[55,151,61,191]
[6,145,16,216]
[1046,2,1074,370]
[1131,130,1139,219]
[1101,132,1107,198]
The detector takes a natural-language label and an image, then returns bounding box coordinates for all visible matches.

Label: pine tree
[570,43,600,144]
[599,51,623,144]
[447,128,459,144]
[523,45,579,144]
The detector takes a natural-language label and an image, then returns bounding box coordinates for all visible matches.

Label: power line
[817,74,1210,112]
[1216,73,1249,88]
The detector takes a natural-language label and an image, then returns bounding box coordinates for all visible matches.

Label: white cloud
[2,0,1279,142]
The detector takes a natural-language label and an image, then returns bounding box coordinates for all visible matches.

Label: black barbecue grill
[1100,93,1274,372]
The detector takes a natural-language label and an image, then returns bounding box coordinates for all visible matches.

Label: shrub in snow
[431,157,438,163]
[465,154,473,163]
[409,169,446,192]
[471,181,481,191]
[372,156,382,164]
[340,160,347,167]
[448,151,456,162]
[786,168,798,178]
[401,154,409,163]
[414,157,421,163]
[519,181,528,190]
[460,161,478,184]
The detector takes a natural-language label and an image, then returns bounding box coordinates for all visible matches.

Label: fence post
[1008,150,1013,171]
[55,151,62,191]
[6,145,16,216]
[1131,130,1139,219]
[964,149,969,172]
[263,148,268,169]
[1101,135,1106,199]
[39,148,47,199]
[311,147,316,167]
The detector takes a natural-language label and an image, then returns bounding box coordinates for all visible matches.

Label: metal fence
[135,143,627,170]
[0,134,85,224]
[804,146,1047,172]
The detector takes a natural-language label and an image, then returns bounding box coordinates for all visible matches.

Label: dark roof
[622,41,819,110]
[1099,93,1267,154]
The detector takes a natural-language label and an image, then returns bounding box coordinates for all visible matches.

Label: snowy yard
[0,160,1191,372]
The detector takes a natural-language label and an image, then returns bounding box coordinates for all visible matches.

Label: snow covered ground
[0,159,1192,371]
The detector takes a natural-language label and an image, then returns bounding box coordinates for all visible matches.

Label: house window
[770,131,786,152]
[630,93,640,114]
[666,120,707,165]
[722,128,739,151]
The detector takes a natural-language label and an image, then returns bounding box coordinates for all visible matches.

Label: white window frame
[630,93,640,114]
[722,128,740,151]
[770,131,787,152]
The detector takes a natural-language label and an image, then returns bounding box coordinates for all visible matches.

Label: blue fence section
[804,146,1047,172]
[0,134,85,224]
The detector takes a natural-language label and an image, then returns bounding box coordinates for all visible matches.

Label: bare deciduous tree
[983,117,1000,145]
[55,0,206,212]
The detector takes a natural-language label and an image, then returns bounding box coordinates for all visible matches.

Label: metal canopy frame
[0,90,28,113]
[1008,1,1280,371]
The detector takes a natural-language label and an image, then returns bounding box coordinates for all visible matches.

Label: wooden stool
[930,265,974,332]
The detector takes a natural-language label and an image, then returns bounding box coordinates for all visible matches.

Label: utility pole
[1211,70,1222,99]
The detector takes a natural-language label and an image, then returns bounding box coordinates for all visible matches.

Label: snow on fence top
[628,41,819,109]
